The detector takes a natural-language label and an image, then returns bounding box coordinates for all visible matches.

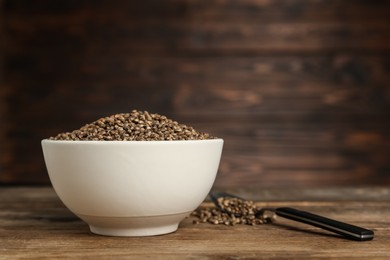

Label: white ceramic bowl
[41,139,223,236]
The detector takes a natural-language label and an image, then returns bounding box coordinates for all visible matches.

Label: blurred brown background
[0,0,389,188]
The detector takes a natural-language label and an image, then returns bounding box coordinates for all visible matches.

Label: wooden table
[1,187,389,259]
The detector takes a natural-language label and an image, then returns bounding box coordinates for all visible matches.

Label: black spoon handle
[275,207,374,241]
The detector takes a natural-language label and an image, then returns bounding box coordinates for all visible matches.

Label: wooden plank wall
[1,0,389,187]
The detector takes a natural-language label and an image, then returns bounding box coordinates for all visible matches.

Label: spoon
[209,192,374,241]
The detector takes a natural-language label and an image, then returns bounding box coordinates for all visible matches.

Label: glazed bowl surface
[42,139,223,236]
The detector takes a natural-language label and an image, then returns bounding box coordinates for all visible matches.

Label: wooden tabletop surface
[1,186,389,259]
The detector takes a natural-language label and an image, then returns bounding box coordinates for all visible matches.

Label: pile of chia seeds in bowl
[49,110,216,141]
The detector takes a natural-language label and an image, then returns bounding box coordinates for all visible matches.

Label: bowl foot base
[78,212,190,236]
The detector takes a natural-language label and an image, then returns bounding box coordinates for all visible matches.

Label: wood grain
[0,187,389,259]
[2,56,389,186]
[4,0,390,54]
[0,0,7,182]
[1,0,389,186]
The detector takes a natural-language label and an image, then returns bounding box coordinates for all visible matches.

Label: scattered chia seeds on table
[191,196,276,226]
[49,110,216,141]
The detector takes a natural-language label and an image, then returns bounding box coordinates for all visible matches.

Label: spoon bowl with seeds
[204,192,374,241]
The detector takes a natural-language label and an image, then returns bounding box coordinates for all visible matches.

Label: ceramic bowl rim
[42,138,224,145]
